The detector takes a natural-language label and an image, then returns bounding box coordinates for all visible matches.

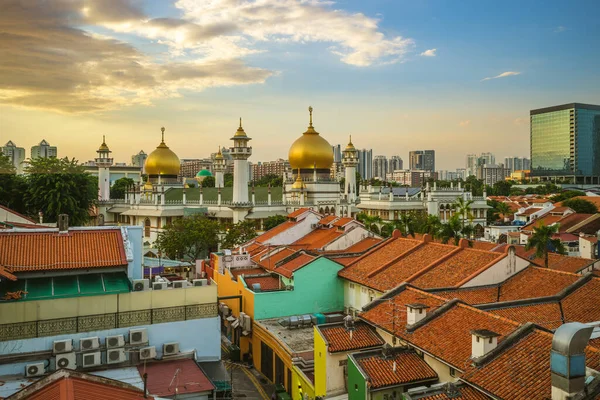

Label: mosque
[97,107,359,243]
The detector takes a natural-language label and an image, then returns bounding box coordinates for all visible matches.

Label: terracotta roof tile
[319,215,338,225]
[514,246,594,273]
[291,228,343,250]
[0,265,17,281]
[0,229,127,272]
[254,221,298,243]
[231,267,267,279]
[139,359,214,397]
[435,287,499,305]
[287,208,311,219]
[244,275,281,291]
[356,350,438,389]
[274,253,315,278]
[561,278,600,323]
[344,237,383,253]
[253,247,296,269]
[414,385,489,400]
[318,322,384,352]
[330,255,359,266]
[332,217,353,227]
[490,302,564,330]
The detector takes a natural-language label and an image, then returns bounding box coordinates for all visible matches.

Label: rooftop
[138,359,214,397]
[244,275,281,291]
[317,322,384,353]
[291,227,343,250]
[256,317,316,354]
[404,382,488,400]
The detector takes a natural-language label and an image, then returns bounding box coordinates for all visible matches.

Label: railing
[0,303,218,342]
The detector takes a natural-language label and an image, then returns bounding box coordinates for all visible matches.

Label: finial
[161,127,165,142]
[349,134,352,145]
[308,106,313,127]
[102,135,106,144]
[239,117,242,129]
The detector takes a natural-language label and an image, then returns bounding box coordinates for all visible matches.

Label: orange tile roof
[490,302,564,330]
[231,267,267,279]
[253,247,296,269]
[412,384,489,400]
[319,215,338,225]
[140,359,214,397]
[287,208,311,219]
[557,196,600,208]
[516,208,541,216]
[435,287,499,305]
[356,350,438,389]
[0,229,127,272]
[462,328,600,400]
[514,246,594,273]
[330,255,359,266]
[291,228,343,250]
[332,217,353,227]
[409,248,505,289]
[244,275,281,291]
[561,277,600,323]
[0,265,17,281]
[254,221,298,243]
[342,237,383,253]
[274,253,315,278]
[318,322,384,352]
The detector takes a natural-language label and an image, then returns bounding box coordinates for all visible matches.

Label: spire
[308,106,313,128]
[239,117,242,129]
[161,127,165,143]
[349,135,353,146]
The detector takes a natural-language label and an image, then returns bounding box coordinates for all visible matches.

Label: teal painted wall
[347,355,367,400]
[253,257,344,320]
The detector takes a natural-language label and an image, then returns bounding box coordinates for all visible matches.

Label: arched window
[144,218,151,238]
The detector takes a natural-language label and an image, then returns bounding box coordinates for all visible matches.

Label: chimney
[551,322,594,400]
[406,303,429,325]
[57,214,69,233]
[471,329,499,358]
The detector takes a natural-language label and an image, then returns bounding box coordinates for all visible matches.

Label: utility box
[228,344,240,362]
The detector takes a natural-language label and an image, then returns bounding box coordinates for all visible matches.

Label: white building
[1,141,26,174]
[31,139,57,159]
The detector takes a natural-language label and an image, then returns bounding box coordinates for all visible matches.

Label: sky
[1,0,600,170]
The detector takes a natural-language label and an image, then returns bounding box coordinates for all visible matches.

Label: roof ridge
[366,241,425,278]
[470,322,536,367]
[406,299,462,333]
[529,265,579,276]
[453,252,508,287]
[404,246,464,283]
[455,303,520,327]
[566,213,600,233]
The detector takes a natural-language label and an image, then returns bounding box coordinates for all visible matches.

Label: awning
[245,210,286,219]
[107,206,130,214]
[121,208,184,217]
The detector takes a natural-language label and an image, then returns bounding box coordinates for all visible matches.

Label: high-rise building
[409,150,435,172]
[531,103,600,180]
[465,154,478,177]
[373,155,387,180]
[251,158,291,180]
[388,169,436,187]
[357,149,373,180]
[388,156,403,172]
[31,139,57,159]
[332,144,342,163]
[1,140,26,174]
[180,159,213,178]
[131,150,148,173]
[504,157,531,173]
[479,152,495,166]
[476,164,510,185]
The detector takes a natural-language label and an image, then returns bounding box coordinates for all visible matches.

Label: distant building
[251,158,291,180]
[1,141,26,174]
[409,150,435,172]
[387,155,403,172]
[30,139,57,159]
[531,103,600,182]
[504,156,531,173]
[358,149,373,180]
[373,155,387,180]
[131,150,148,174]
[479,152,495,166]
[387,169,436,187]
[465,153,478,177]
[180,158,213,179]
[332,144,342,163]
[330,161,345,181]
[476,164,510,185]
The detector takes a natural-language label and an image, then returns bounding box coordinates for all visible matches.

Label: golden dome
[345,135,355,150]
[215,146,223,159]
[145,127,181,176]
[291,169,306,189]
[98,135,110,152]
[288,106,333,170]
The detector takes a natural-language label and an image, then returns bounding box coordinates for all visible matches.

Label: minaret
[230,118,252,204]
[95,136,113,200]
[342,135,359,202]
[213,146,226,188]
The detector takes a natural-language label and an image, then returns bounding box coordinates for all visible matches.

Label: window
[349,283,355,289]
[354,384,358,391]
[450,367,456,377]
[144,218,151,237]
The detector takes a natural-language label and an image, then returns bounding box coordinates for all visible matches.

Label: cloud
[459,120,471,127]
[420,49,436,57]
[513,117,528,126]
[481,71,521,81]
[0,0,273,113]
[554,26,567,33]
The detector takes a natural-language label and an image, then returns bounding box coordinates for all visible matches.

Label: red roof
[254,221,298,243]
[0,229,128,272]
[0,265,17,281]
[319,215,339,225]
[291,228,343,250]
[245,275,281,290]
[139,359,214,397]
[230,267,266,279]
[318,322,384,352]
[413,385,488,400]
[274,253,315,278]
[490,302,564,330]
[253,247,296,269]
[561,277,600,323]
[514,246,594,273]
[332,217,353,227]
[343,237,383,253]
[356,350,437,389]
[287,208,311,219]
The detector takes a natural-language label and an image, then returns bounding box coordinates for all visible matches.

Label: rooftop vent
[58,214,69,233]
[471,329,500,358]
[406,303,429,325]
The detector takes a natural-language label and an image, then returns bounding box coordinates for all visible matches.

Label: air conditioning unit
[130,328,148,345]
[25,362,45,377]
[55,352,76,370]
[106,335,125,349]
[163,342,180,356]
[192,279,208,287]
[132,279,150,291]
[139,346,156,360]
[80,336,100,351]
[173,280,187,289]
[242,314,252,332]
[82,352,101,368]
[107,348,126,364]
[53,339,72,354]
[152,281,167,290]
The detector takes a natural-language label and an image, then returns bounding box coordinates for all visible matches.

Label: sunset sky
[1,0,599,169]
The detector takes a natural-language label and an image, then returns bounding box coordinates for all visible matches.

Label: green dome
[196,169,213,177]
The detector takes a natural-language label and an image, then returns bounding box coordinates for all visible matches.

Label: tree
[110,177,134,200]
[491,180,512,196]
[551,190,585,203]
[440,215,462,245]
[453,197,474,229]
[254,174,283,187]
[201,176,215,188]
[494,202,512,222]
[264,215,287,231]
[356,212,381,234]
[525,223,566,268]
[0,155,16,174]
[222,220,258,249]
[156,214,221,260]
[464,176,484,196]
[24,157,97,226]
[561,198,598,214]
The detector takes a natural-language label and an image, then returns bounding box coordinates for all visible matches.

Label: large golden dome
[145,127,181,176]
[288,106,333,170]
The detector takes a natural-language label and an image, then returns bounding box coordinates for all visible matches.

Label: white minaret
[95,136,113,201]
[342,135,359,202]
[213,146,226,188]
[230,118,252,204]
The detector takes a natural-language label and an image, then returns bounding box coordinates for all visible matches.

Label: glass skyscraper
[531,103,600,178]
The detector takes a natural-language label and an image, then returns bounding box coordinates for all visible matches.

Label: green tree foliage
[0,156,28,214]
[222,220,258,249]
[464,176,484,196]
[561,198,598,214]
[490,180,512,196]
[224,173,234,187]
[551,190,585,203]
[453,197,474,229]
[110,177,135,200]
[264,215,287,231]
[156,214,220,260]
[525,223,566,268]
[201,176,215,188]
[356,212,382,234]
[439,215,463,245]
[0,155,16,174]
[254,174,283,187]
[24,157,97,226]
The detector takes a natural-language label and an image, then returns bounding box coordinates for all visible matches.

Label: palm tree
[357,212,382,234]
[495,202,512,223]
[397,213,416,237]
[453,197,474,229]
[525,223,566,268]
[440,215,462,245]
[419,215,443,239]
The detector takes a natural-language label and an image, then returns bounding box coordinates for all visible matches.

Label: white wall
[323,226,371,251]
[344,280,382,313]
[0,207,35,224]
[460,248,529,288]
[265,212,320,245]
[326,351,349,396]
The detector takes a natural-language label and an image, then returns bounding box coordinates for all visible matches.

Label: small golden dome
[288,106,333,170]
[233,118,249,138]
[291,169,306,189]
[98,135,110,152]
[215,146,224,159]
[144,180,153,191]
[345,135,355,150]
[145,127,181,176]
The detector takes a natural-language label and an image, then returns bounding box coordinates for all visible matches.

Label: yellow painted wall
[313,326,327,397]
[292,365,316,400]
[0,285,217,324]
